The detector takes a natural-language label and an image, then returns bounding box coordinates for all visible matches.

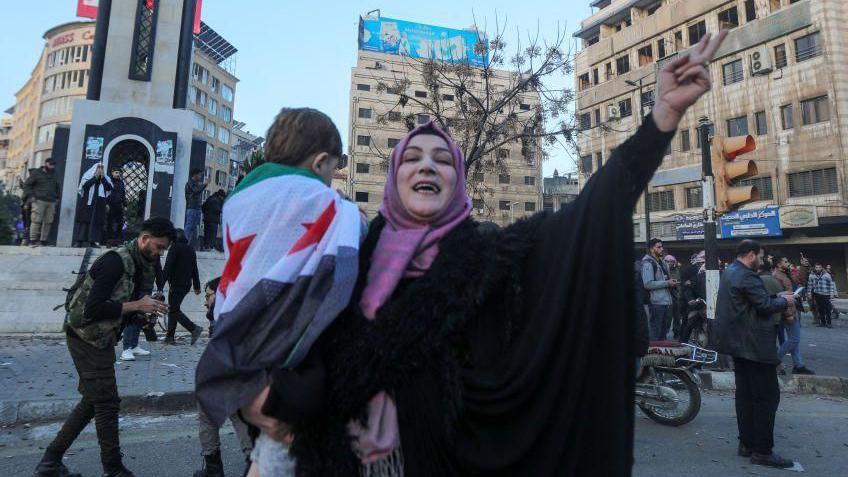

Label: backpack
[635,258,658,305]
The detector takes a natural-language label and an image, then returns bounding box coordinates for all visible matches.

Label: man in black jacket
[105,168,127,245]
[714,240,795,469]
[163,229,204,344]
[201,190,225,252]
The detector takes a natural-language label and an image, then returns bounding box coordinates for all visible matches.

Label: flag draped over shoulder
[196,163,361,426]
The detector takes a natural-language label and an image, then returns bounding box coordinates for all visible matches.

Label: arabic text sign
[359,16,487,67]
[720,206,782,238]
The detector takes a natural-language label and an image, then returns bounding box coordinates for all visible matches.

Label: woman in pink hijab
[256,31,728,477]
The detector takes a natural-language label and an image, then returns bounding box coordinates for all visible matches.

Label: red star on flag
[219,226,256,297]
[288,201,336,255]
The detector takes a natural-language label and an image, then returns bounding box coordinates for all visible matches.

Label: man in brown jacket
[773,256,814,375]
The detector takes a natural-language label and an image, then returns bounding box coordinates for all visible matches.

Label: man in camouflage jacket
[33,218,175,477]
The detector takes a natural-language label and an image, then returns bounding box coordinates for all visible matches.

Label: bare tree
[358,14,578,217]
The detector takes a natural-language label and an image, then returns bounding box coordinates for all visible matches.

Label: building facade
[347,48,543,227]
[543,172,580,213]
[0,116,11,187]
[229,121,264,189]
[573,0,848,285]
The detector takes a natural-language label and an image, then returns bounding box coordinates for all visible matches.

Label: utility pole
[626,77,651,242]
[699,117,719,320]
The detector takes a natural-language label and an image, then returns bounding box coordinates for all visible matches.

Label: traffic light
[711,135,759,213]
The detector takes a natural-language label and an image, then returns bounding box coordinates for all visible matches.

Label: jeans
[777,318,804,368]
[167,287,198,338]
[648,304,672,341]
[122,323,141,351]
[198,405,253,456]
[185,208,202,249]
[812,293,833,326]
[734,357,780,455]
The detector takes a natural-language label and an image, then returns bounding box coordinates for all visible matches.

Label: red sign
[52,32,75,47]
[76,0,98,19]
[193,0,203,34]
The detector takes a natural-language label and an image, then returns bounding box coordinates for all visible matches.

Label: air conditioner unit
[750,46,773,76]
[607,104,621,120]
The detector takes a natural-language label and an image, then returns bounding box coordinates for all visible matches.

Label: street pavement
[0,392,845,476]
[778,310,848,378]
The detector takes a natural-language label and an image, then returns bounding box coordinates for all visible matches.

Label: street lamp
[626,75,653,243]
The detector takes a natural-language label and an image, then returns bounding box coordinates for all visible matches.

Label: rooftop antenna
[366,9,381,18]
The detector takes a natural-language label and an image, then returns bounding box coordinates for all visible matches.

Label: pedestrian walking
[665,254,682,339]
[201,189,225,251]
[808,263,836,328]
[642,239,678,340]
[74,163,113,247]
[105,168,127,245]
[713,240,795,469]
[33,217,174,477]
[185,169,209,249]
[19,171,35,245]
[825,264,840,321]
[162,229,203,345]
[772,256,814,375]
[23,158,60,247]
[193,277,252,477]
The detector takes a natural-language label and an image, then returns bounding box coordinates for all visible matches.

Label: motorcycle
[636,341,717,426]
[683,298,709,349]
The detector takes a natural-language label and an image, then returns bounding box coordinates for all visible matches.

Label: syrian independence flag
[196,163,361,426]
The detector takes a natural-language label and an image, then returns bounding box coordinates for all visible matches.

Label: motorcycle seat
[648,340,683,348]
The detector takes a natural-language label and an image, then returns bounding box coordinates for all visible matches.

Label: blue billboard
[358,16,488,67]
[719,206,783,238]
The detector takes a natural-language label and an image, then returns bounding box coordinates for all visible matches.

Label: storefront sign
[720,206,782,238]
[76,0,99,19]
[51,33,75,47]
[674,214,705,240]
[778,206,818,229]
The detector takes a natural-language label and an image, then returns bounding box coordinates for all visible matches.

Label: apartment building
[347,17,543,226]
[573,0,848,282]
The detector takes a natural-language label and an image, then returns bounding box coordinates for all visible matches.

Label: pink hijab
[351,121,471,462]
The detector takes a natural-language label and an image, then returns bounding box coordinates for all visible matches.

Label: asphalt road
[1,392,846,476]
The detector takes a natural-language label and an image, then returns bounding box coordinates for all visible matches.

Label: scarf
[352,121,471,464]
[78,163,113,206]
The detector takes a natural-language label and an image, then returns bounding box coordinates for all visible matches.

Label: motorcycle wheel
[638,367,701,427]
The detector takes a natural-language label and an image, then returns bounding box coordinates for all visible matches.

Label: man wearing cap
[23,158,60,247]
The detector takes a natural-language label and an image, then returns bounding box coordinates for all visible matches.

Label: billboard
[720,206,782,238]
[358,16,488,67]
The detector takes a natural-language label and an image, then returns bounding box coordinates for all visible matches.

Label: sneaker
[30,242,40,248]
[737,443,753,458]
[131,346,150,356]
[793,366,815,375]
[751,452,793,469]
[163,336,178,345]
[120,349,135,361]
[190,326,203,346]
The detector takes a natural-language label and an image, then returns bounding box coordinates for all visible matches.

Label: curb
[699,371,848,398]
[0,391,196,426]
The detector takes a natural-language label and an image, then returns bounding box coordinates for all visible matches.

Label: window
[215,170,227,186]
[472,172,485,182]
[594,109,601,125]
[206,121,215,138]
[717,6,739,29]
[210,76,220,93]
[788,168,838,197]
[619,98,633,118]
[781,104,794,130]
[218,127,229,144]
[605,62,613,81]
[755,111,768,135]
[688,21,707,46]
[657,38,666,59]
[497,149,509,159]
[129,0,159,81]
[386,86,401,95]
[592,68,599,85]
[217,149,229,165]
[358,108,372,119]
[648,190,675,211]
[640,90,655,110]
[498,174,510,184]
[770,0,781,12]
[638,45,653,66]
[774,44,787,68]
[355,192,369,203]
[524,176,536,186]
[387,111,402,121]
[795,32,821,62]
[579,73,591,90]
[356,135,370,146]
[414,90,427,98]
[441,93,454,101]
[801,95,830,125]
[221,84,234,102]
[499,200,511,211]
[739,176,774,200]
[596,152,603,170]
[615,55,630,75]
[686,187,703,208]
[197,90,207,106]
[357,83,371,91]
[579,112,592,130]
[525,202,536,212]
[520,103,531,111]
[581,155,593,174]
[723,59,744,85]
[387,138,400,148]
[208,99,217,116]
[727,115,749,137]
[193,112,205,130]
[473,199,485,210]
[37,124,56,144]
[219,105,232,123]
[745,0,756,21]
[188,85,196,104]
[681,130,691,152]
[587,35,599,46]
[417,114,429,124]
[674,31,684,50]
[355,163,370,174]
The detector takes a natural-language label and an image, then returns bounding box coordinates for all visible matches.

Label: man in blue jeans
[642,238,678,340]
[185,169,209,250]
[772,256,815,375]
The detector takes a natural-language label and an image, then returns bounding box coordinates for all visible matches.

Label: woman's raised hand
[652,29,729,132]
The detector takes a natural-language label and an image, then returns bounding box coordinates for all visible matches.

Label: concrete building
[3,18,238,198]
[0,116,11,188]
[347,16,543,226]
[229,120,263,189]
[573,0,848,285]
[543,172,580,213]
